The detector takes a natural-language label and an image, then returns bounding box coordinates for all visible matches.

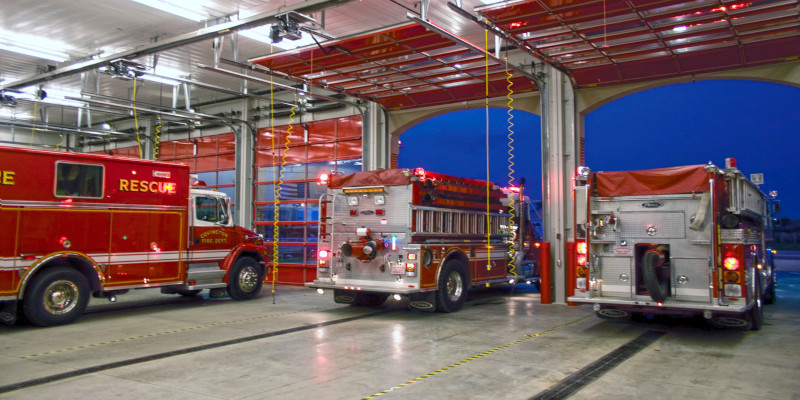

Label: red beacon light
[414,167,426,180]
[319,172,330,185]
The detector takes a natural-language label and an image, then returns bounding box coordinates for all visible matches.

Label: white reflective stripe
[0,249,232,269]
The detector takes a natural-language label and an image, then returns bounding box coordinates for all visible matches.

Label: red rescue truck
[307,168,541,312]
[0,146,269,326]
[568,159,776,330]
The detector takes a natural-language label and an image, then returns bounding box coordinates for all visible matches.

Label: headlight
[348,196,359,206]
[374,195,385,205]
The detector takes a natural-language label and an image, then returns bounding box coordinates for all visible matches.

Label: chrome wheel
[43,279,80,316]
[237,265,260,293]
[446,270,463,302]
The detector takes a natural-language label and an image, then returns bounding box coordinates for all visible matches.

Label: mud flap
[408,291,436,312]
[0,300,18,325]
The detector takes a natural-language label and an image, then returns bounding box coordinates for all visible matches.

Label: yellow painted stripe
[360,315,591,400]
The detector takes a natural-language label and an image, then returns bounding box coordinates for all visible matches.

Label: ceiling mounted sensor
[270,12,316,43]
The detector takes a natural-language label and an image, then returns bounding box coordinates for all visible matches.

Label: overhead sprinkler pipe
[405,15,538,82]
[446,2,566,74]
[197,65,364,115]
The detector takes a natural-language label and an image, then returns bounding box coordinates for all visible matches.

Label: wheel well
[20,255,101,299]
[440,250,471,284]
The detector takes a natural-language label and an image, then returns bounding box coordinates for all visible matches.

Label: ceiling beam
[0,0,356,91]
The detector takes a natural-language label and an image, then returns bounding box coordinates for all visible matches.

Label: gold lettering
[119,179,129,191]
[130,180,139,191]
[139,180,150,192]
[1,171,14,185]
[149,181,158,193]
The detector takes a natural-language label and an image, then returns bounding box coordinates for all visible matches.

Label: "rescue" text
[1,170,15,186]
[119,179,176,194]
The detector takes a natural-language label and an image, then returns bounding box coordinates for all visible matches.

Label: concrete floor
[1,267,799,400]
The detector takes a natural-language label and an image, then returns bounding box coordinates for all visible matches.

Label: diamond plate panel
[597,255,632,298]
[720,228,762,244]
[672,258,712,301]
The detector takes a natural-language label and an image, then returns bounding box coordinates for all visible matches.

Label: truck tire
[764,275,776,305]
[435,260,467,313]
[227,257,264,301]
[642,251,669,302]
[354,292,388,307]
[23,267,89,326]
[749,278,764,331]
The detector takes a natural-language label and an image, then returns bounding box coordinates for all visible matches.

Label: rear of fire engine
[0,146,268,326]
[568,159,776,330]
[308,168,538,312]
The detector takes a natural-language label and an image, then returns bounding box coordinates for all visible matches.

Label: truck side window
[195,197,218,222]
[55,162,103,198]
[195,196,230,224]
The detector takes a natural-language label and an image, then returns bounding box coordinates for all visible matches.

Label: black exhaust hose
[642,250,669,302]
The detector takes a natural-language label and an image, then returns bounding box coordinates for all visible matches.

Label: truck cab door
[188,193,235,257]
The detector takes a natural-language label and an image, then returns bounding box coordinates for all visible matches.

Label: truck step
[187,262,227,286]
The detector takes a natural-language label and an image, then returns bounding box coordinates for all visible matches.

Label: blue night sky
[399,80,800,219]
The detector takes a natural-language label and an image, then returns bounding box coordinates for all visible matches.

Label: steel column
[363,101,388,171]
[541,64,577,305]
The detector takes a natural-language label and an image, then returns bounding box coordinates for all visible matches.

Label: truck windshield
[195,196,229,225]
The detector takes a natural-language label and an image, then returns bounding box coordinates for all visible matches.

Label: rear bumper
[305,279,426,295]
[568,296,750,315]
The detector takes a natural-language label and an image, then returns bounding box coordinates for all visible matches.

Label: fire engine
[568,159,776,330]
[307,168,541,312]
[0,146,269,326]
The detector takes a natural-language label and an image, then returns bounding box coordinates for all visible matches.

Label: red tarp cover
[329,169,411,189]
[595,165,711,197]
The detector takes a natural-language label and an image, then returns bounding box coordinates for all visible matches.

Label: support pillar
[362,101,388,171]
[540,65,577,304]
[235,91,255,229]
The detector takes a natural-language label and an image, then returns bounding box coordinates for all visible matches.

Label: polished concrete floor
[1,266,799,400]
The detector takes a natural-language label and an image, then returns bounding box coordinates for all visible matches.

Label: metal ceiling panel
[478,0,800,88]
[249,22,537,110]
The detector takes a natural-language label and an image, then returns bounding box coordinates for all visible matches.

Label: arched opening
[398,108,542,192]
[585,79,800,219]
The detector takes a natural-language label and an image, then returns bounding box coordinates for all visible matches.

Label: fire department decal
[200,230,229,244]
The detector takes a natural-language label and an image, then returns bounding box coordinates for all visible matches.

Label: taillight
[576,241,587,267]
[575,240,588,291]
[407,253,417,261]
[318,249,329,267]
[723,253,740,270]
[720,244,744,298]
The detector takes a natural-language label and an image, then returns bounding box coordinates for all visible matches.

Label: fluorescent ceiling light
[128,0,209,22]
[139,74,180,86]
[0,29,71,62]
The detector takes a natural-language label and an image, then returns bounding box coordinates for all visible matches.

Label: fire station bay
[1,1,799,399]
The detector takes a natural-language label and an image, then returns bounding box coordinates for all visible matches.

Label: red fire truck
[307,168,541,312]
[568,159,776,330]
[0,146,269,326]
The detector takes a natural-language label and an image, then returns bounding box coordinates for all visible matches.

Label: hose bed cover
[329,169,411,189]
[595,164,711,196]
